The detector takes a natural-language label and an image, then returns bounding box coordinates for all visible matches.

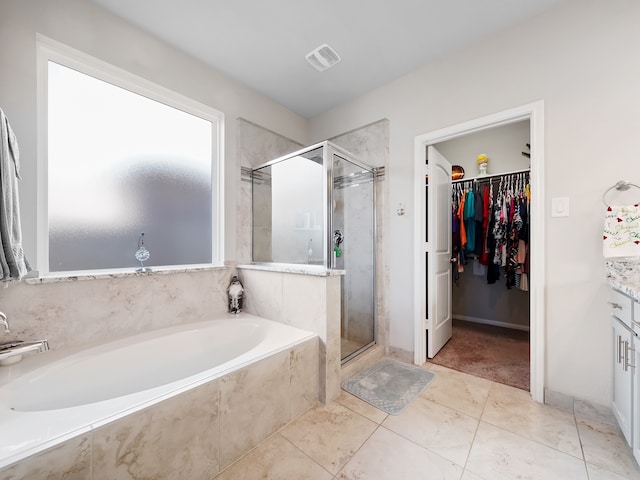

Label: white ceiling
[89,0,564,118]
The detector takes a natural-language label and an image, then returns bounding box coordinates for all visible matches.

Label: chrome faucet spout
[0,312,9,333]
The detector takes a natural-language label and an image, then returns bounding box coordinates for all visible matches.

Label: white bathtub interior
[0,313,317,470]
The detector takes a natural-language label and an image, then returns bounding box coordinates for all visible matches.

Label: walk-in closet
[430,120,531,390]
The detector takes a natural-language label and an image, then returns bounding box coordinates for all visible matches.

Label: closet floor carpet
[429,319,530,391]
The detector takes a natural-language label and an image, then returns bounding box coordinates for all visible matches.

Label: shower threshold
[341,340,376,365]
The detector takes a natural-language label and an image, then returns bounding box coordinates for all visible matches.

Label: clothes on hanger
[451,171,530,291]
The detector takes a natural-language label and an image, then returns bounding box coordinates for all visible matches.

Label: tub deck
[0,313,319,476]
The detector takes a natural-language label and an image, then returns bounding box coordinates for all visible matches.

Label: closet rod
[452,167,530,184]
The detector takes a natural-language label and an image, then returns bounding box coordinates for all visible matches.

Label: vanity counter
[606,259,640,302]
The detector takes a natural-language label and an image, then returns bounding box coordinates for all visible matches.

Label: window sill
[24,264,227,285]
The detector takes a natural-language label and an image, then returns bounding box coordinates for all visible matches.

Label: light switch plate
[551,197,570,217]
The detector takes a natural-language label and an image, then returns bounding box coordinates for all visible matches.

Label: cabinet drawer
[610,289,633,325]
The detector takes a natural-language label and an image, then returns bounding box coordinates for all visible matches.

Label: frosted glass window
[47,61,217,272]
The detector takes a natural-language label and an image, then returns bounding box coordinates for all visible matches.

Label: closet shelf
[452,168,530,184]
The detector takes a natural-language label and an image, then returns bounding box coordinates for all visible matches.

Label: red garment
[480,185,490,265]
[457,193,467,249]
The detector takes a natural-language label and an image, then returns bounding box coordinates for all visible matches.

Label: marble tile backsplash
[0,268,234,351]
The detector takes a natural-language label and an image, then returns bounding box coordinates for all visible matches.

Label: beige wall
[2,0,638,407]
[0,0,309,266]
[309,0,640,405]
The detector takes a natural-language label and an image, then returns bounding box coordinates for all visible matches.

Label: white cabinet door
[633,332,640,464]
[613,316,633,445]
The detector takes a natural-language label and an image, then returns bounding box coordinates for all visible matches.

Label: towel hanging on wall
[0,108,30,281]
[603,204,640,258]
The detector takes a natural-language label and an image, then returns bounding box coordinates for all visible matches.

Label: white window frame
[36,35,225,276]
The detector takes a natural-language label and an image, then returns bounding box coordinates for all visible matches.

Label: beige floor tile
[382,396,478,466]
[334,390,388,424]
[279,402,377,475]
[482,382,583,458]
[213,433,332,480]
[577,416,640,479]
[421,364,492,418]
[336,426,463,480]
[466,422,588,480]
[587,462,639,480]
[461,470,486,480]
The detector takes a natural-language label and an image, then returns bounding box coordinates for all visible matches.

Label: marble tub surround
[23,264,228,284]
[238,266,341,402]
[0,336,319,479]
[0,267,234,352]
[213,362,640,480]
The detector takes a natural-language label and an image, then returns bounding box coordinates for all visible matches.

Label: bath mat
[342,358,435,415]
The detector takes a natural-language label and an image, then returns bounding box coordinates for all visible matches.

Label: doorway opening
[430,120,531,390]
[413,102,545,402]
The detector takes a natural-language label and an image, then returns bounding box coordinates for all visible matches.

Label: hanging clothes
[473,187,484,258]
[464,188,475,253]
[451,171,530,290]
[480,184,490,265]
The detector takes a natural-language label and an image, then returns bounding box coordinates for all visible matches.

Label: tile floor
[212,361,640,480]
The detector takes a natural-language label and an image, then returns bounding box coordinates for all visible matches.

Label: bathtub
[0,313,318,472]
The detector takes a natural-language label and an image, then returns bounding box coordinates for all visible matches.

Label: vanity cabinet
[610,289,639,454]
[612,313,634,444]
[634,332,640,465]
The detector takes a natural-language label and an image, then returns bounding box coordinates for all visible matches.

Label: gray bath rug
[342,358,435,415]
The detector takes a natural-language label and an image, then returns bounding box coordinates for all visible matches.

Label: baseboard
[544,388,615,426]
[452,314,530,332]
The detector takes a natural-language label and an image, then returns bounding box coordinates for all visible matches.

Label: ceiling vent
[305,44,341,72]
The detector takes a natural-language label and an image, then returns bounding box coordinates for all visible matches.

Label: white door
[426,146,452,358]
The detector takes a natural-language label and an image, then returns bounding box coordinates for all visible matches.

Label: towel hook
[602,180,640,206]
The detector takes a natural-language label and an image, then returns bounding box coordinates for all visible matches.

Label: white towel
[603,205,640,258]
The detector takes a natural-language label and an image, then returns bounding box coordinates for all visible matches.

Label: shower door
[331,152,376,362]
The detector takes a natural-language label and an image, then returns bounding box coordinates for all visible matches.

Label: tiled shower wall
[237,118,390,355]
[329,120,390,354]
[236,118,303,264]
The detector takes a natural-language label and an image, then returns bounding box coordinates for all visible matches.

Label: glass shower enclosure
[251,141,376,363]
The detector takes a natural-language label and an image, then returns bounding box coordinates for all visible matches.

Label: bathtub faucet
[0,312,8,333]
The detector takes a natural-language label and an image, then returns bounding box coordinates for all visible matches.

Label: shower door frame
[250,141,378,363]
[326,142,378,364]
